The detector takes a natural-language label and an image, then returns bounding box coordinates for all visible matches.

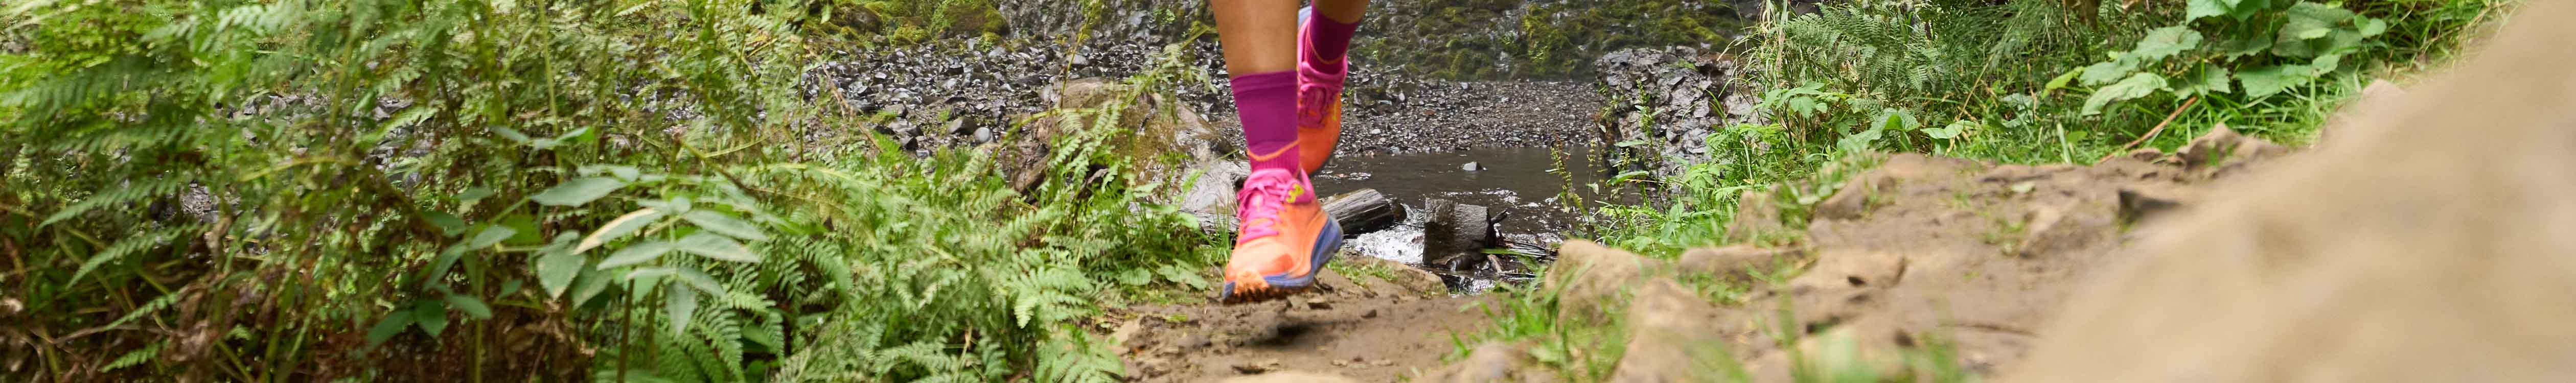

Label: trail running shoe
[1218,163,1343,304]
[1295,6,1347,174]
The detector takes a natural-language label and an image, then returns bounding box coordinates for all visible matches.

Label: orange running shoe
[1295,7,1346,174]
[1219,154,1343,304]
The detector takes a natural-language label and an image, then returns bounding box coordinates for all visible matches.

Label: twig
[2104,95,2199,161]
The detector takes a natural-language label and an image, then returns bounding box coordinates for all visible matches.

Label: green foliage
[1,0,1215,381]
[2072,1,2391,115]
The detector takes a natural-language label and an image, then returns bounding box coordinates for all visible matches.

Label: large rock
[1177,160,1252,234]
[2009,5,2576,381]
[2174,124,2287,171]
[1419,199,1498,270]
[1607,281,1736,383]
[1676,245,1800,282]
[1002,78,1226,194]
[1594,46,1764,182]
[1724,189,1786,242]
[1545,240,1664,323]
[1413,342,1549,383]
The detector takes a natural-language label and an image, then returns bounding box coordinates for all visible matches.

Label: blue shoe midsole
[1261,218,1342,289]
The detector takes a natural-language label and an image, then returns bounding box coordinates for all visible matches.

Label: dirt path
[1115,124,2295,381]
[1103,257,1486,382]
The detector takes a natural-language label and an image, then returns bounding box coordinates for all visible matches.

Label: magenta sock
[1304,15,1360,67]
[1231,70,1300,171]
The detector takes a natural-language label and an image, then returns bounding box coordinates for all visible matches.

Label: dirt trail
[1114,133,2284,381]
[1115,4,2576,381]
[1104,256,1486,382]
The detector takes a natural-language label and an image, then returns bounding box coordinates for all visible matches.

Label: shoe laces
[1235,169,1306,243]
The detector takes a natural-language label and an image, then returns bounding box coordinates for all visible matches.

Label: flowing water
[1311,146,1626,291]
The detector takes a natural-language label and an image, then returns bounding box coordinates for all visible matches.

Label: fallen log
[1321,188,1405,235]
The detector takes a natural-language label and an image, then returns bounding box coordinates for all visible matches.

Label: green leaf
[366,310,415,348]
[665,287,699,335]
[529,177,627,206]
[2214,32,2275,58]
[1923,121,1975,139]
[455,187,497,203]
[581,164,642,181]
[430,225,519,283]
[675,232,760,262]
[578,208,663,254]
[2079,61,2134,86]
[500,214,544,246]
[1875,109,1919,132]
[2281,2,2354,40]
[2130,27,2203,62]
[491,126,532,143]
[680,210,770,242]
[599,241,677,269]
[2237,64,2307,98]
[569,267,615,307]
[1115,269,1153,286]
[2045,67,2084,93]
[2187,0,2237,19]
[414,300,449,337]
[2175,66,2234,97]
[445,294,493,319]
[627,267,678,282]
[423,211,468,237]
[2083,74,2170,115]
[537,251,586,298]
[1157,265,1210,289]
[672,268,727,297]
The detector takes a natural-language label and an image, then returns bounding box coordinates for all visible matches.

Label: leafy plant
[2074,1,2391,115]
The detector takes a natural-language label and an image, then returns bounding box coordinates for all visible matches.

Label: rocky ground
[1119,126,2301,381]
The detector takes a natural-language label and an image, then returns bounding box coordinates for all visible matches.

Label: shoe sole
[1220,217,1343,304]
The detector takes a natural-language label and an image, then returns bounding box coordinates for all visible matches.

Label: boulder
[1414,342,1546,383]
[1420,199,1497,268]
[2176,124,2287,170]
[1677,245,1800,282]
[1005,78,1226,194]
[1724,189,1786,242]
[2011,6,2576,380]
[1609,281,1737,383]
[1812,174,1878,221]
[2012,202,2110,258]
[1176,161,1251,234]
[1546,240,1665,323]
[2317,79,2406,148]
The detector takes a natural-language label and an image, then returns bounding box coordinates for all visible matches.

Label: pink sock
[1231,70,1300,171]
[1303,15,1360,69]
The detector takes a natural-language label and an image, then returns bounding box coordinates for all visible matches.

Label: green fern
[98,340,164,372]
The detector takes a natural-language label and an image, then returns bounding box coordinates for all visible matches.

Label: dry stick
[2102,95,2200,162]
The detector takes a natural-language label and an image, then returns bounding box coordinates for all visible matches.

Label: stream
[1312,145,1626,292]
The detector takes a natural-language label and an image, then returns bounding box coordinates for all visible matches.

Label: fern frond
[98,340,165,372]
[70,225,187,284]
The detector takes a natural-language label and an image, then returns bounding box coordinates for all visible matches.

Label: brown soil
[1118,141,2270,382]
[1103,256,1484,382]
[1116,4,2576,381]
